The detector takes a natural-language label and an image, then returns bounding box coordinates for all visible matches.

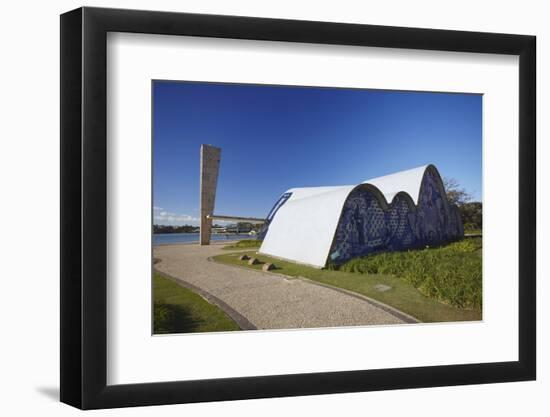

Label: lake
[153,232,256,246]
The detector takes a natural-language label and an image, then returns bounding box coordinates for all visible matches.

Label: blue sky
[153,81,482,226]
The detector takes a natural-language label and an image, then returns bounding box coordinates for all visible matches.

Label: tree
[443,177,482,231]
[443,177,473,206]
[153,224,198,234]
[460,202,482,231]
[236,222,253,232]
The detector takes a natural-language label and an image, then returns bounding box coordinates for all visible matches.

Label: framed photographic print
[60,6,536,409]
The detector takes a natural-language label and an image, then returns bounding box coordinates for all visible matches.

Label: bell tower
[199,144,221,245]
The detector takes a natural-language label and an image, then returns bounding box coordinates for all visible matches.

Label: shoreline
[153,239,242,247]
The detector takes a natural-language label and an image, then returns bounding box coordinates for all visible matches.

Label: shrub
[338,238,482,309]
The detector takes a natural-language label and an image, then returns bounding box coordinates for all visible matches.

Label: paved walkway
[154,242,407,330]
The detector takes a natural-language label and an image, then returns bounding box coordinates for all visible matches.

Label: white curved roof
[259,165,430,268]
[362,165,428,205]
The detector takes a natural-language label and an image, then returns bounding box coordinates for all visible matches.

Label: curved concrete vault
[259,165,464,268]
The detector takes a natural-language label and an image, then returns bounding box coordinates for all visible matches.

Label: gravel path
[154,242,406,330]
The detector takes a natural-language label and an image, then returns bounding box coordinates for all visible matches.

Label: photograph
[151,80,483,334]
[51,3,539,412]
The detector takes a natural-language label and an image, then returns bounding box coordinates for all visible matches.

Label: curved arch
[341,176,422,215]
[418,164,447,204]
[326,165,463,265]
[326,190,412,264]
[415,164,463,244]
[259,164,464,268]
[390,191,417,212]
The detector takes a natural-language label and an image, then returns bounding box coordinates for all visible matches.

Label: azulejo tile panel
[329,168,463,264]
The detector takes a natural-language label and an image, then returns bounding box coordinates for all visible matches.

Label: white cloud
[153,206,163,211]
[154,210,199,226]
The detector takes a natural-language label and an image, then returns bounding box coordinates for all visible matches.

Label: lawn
[213,239,482,323]
[153,272,240,334]
[221,239,262,250]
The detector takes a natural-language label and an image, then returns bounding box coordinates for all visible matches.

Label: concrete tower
[199,144,221,245]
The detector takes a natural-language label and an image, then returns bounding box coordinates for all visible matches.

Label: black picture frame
[60,6,536,410]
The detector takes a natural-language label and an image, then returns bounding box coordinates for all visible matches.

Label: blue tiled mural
[328,167,463,264]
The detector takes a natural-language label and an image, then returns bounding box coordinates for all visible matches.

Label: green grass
[213,245,482,323]
[337,238,482,310]
[153,272,240,334]
[221,239,262,250]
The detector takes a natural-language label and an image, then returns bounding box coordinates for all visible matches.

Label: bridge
[207,214,265,224]
[200,144,266,245]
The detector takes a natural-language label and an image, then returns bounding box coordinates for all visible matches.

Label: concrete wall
[199,144,221,245]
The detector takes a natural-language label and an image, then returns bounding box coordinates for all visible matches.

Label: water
[153,232,256,246]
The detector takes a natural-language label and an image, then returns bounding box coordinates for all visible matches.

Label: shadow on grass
[154,303,204,334]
